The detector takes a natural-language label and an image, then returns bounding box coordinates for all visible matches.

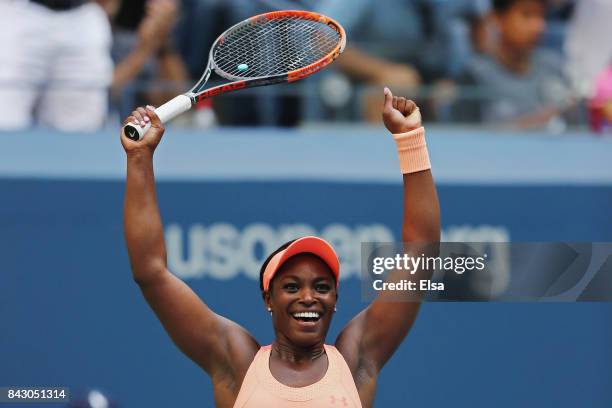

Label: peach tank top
[233,344,362,408]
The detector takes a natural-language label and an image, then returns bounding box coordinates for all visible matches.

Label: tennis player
[121,87,440,407]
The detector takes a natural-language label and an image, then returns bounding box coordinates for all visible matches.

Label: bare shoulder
[334,310,376,378]
[218,316,260,378]
[335,310,365,371]
[211,317,260,404]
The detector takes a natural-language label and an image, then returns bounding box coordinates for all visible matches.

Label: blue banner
[2,178,611,407]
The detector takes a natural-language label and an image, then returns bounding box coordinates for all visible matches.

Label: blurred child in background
[464,0,574,129]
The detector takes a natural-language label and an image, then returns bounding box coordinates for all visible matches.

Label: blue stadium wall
[1,128,611,407]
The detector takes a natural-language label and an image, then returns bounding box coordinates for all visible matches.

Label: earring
[334,306,337,312]
[268,307,272,316]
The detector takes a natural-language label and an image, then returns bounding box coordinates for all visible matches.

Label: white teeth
[293,312,320,319]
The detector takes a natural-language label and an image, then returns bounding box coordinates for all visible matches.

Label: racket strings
[213,16,341,80]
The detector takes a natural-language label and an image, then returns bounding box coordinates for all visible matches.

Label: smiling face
[264,253,337,348]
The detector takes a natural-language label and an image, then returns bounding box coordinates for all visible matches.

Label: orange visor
[262,236,340,292]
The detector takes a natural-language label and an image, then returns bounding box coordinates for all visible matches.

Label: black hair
[493,0,547,12]
[259,239,298,293]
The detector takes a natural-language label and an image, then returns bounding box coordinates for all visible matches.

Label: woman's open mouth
[291,311,321,323]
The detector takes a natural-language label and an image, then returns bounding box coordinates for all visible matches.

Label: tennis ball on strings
[237,63,249,72]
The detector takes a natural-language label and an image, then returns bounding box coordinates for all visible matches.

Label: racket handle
[123,95,193,141]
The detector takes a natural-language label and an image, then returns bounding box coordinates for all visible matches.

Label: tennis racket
[124,10,346,140]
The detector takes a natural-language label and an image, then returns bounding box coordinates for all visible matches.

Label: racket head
[192,10,345,93]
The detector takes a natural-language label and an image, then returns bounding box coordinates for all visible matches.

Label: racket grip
[123,95,193,141]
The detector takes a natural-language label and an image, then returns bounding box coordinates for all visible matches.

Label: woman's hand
[382,87,422,134]
[120,106,164,156]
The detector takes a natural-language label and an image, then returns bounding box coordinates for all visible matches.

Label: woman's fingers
[130,109,145,127]
[136,107,150,127]
[145,106,162,128]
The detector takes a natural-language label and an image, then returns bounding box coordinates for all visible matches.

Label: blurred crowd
[2,0,612,132]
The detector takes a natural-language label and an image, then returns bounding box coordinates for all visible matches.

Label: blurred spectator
[540,0,574,52]
[178,0,307,126]
[177,0,235,80]
[427,0,493,78]
[588,66,612,133]
[316,0,424,121]
[565,0,612,100]
[317,0,488,122]
[563,0,612,133]
[425,0,492,122]
[318,0,423,84]
[463,0,573,129]
[177,0,262,126]
[0,0,113,131]
[105,0,190,122]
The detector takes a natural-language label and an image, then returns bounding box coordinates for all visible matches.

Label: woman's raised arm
[121,107,258,377]
[336,88,441,373]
